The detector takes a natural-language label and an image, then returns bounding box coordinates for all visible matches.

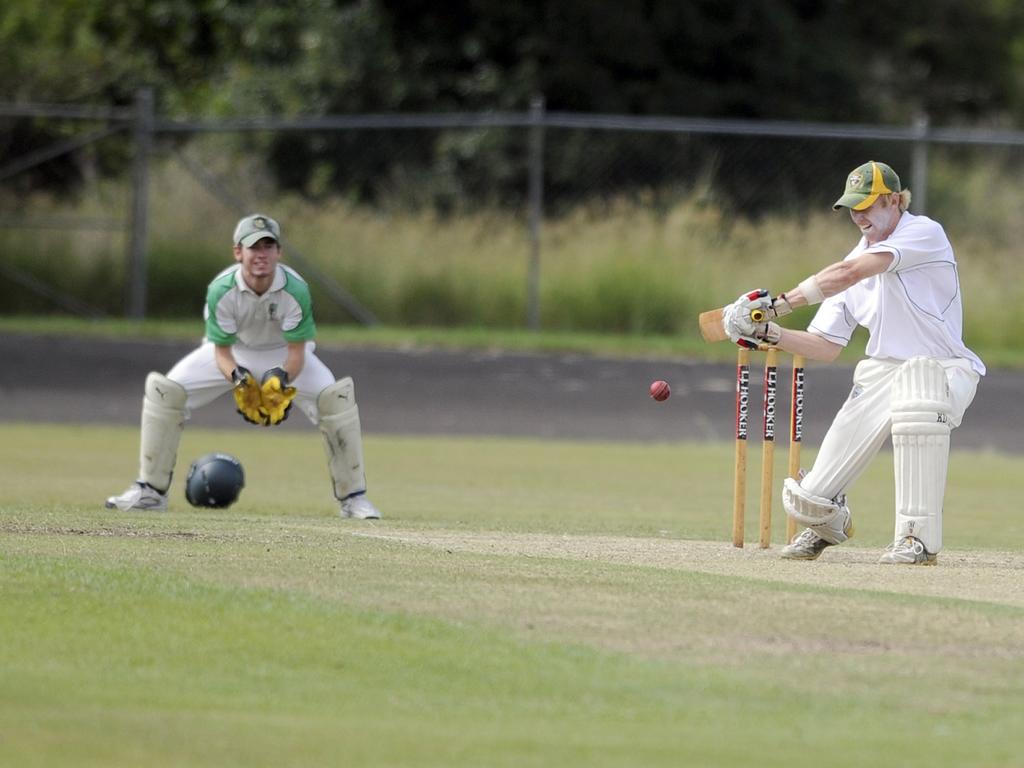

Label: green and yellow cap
[833,161,901,211]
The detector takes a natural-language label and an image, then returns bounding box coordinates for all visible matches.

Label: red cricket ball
[649,380,671,402]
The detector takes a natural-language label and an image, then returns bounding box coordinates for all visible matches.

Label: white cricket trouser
[800,356,979,515]
[165,341,336,424]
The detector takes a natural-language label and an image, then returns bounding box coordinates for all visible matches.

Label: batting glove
[724,289,789,348]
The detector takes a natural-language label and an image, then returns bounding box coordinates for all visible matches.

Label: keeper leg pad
[317,377,367,500]
[139,372,187,492]
[782,478,852,545]
[891,357,953,553]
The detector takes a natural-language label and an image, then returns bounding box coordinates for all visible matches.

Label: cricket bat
[698,308,729,342]
[698,306,768,343]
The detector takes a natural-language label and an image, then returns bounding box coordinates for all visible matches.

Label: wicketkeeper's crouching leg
[317,377,381,519]
[105,372,187,511]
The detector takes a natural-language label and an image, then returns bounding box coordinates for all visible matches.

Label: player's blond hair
[898,189,912,212]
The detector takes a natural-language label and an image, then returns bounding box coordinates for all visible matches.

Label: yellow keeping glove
[259,367,297,426]
[232,367,268,426]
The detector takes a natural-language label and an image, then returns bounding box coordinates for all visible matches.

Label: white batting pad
[891,357,953,553]
[781,477,851,544]
[139,372,187,492]
[317,377,366,500]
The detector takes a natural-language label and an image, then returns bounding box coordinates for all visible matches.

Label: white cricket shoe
[780,528,835,560]
[105,481,168,512]
[878,536,937,566]
[340,494,381,520]
[780,514,854,561]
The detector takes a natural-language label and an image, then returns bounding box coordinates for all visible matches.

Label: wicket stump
[732,347,805,548]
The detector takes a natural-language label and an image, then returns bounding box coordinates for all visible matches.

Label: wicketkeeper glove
[258,367,297,426]
[232,366,268,426]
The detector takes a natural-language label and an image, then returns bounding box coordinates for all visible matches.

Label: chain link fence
[3,94,1024,332]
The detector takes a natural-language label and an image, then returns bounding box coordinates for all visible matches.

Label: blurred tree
[0,0,231,196]
[2,0,1024,207]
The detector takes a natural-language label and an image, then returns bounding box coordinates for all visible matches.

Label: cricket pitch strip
[348,528,1024,609]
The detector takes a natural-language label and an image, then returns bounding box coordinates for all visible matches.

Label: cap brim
[833,192,873,210]
[238,232,280,247]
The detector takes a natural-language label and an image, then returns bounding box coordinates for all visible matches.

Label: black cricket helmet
[185,452,245,508]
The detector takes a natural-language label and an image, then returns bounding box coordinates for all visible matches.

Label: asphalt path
[0,334,1016,452]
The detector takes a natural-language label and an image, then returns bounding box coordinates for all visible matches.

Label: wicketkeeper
[106,213,382,519]
[722,161,984,565]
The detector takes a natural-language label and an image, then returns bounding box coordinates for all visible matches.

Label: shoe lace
[792,528,820,547]
[887,536,924,555]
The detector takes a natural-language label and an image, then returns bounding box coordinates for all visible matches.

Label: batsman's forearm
[780,274,826,308]
[775,328,842,362]
[784,252,894,308]
[781,264,856,308]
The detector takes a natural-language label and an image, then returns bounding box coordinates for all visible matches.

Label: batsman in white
[106,213,381,520]
[722,161,984,565]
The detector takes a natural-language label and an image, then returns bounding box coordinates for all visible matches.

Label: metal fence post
[911,114,929,214]
[127,87,153,319]
[526,95,545,331]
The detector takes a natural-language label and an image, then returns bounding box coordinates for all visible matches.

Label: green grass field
[3,423,1024,767]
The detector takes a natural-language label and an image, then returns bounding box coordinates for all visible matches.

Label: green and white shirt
[204,264,316,350]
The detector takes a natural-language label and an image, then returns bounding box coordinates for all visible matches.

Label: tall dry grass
[0,154,1017,353]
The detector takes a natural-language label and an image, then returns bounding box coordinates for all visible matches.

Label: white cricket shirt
[809,212,985,375]
[203,264,316,350]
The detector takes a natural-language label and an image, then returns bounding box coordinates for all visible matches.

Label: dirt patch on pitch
[349,528,1024,609]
